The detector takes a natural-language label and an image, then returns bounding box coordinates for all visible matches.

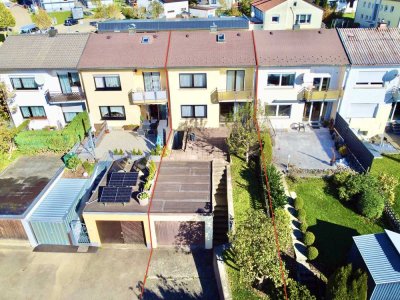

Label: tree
[121,6,146,19]
[229,209,292,288]
[378,173,398,206]
[94,4,121,19]
[238,0,251,16]
[32,9,53,30]
[266,164,287,209]
[148,1,164,19]
[357,188,385,219]
[326,264,368,300]
[0,3,16,29]
[274,279,316,300]
[0,81,13,122]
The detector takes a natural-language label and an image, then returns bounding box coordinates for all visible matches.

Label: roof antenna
[210,22,217,33]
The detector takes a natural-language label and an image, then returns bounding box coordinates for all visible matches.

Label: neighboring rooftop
[168,31,256,67]
[78,32,169,69]
[252,0,322,11]
[0,156,62,216]
[0,33,89,70]
[353,230,400,285]
[338,28,400,66]
[84,160,211,214]
[97,17,249,32]
[254,29,349,66]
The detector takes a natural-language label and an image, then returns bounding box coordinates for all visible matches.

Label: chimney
[48,28,57,37]
[377,19,388,29]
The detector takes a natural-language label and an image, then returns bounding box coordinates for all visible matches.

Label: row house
[0,33,89,130]
[254,29,349,129]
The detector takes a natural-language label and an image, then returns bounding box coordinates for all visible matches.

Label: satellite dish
[34,75,45,86]
[384,70,399,82]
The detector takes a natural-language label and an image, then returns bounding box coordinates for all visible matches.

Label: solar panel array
[108,172,138,187]
[99,187,132,203]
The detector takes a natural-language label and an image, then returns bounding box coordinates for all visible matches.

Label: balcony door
[58,72,80,94]
[143,72,161,92]
[226,70,245,91]
[312,77,330,91]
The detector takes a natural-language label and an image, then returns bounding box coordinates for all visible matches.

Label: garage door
[155,221,205,247]
[96,221,145,245]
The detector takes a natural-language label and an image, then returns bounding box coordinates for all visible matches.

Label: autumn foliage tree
[32,9,53,30]
[0,3,16,30]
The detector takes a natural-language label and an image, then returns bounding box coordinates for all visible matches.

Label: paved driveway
[0,246,218,300]
[9,5,32,31]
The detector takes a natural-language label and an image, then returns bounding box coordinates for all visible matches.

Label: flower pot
[137,192,149,206]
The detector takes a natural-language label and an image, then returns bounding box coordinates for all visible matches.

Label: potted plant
[111,148,125,160]
[137,191,149,206]
[150,144,163,162]
[130,148,144,161]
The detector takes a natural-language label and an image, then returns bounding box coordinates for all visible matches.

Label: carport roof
[0,156,62,216]
[84,160,211,214]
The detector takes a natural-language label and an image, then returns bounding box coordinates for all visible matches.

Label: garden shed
[353,229,400,300]
[29,178,88,246]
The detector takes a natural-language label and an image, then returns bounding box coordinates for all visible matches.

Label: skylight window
[217,34,225,43]
[141,36,150,44]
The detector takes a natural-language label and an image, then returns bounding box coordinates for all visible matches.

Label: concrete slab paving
[0,246,218,300]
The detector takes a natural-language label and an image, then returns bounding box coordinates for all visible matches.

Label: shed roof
[167,31,256,67]
[0,33,89,70]
[97,17,249,32]
[337,28,400,66]
[78,32,169,69]
[353,230,400,285]
[254,29,349,66]
[30,178,87,221]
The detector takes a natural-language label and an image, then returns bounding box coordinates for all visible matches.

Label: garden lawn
[48,11,72,25]
[371,154,400,217]
[291,178,383,275]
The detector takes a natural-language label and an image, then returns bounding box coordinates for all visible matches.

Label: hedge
[262,131,273,164]
[15,112,90,153]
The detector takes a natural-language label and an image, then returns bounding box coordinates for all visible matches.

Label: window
[295,14,312,24]
[385,5,388,11]
[363,1,366,7]
[391,5,394,12]
[356,71,385,86]
[313,77,330,91]
[380,4,383,10]
[272,15,280,23]
[63,112,79,123]
[58,72,81,94]
[226,70,245,91]
[368,2,371,8]
[388,20,391,26]
[94,75,121,90]
[99,106,126,120]
[20,106,46,118]
[267,73,295,87]
[361,14,364,19]
[181,105,207,118]
[211,0,216,4]
[141,36,150,44]
[179,73,207,88]
[10,77,38,90]
[217,33,225,42]
[266,104,291,117]
[143,72,161,91]
[167,10,175,13]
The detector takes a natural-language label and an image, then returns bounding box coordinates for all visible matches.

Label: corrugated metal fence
[334,113,375,172]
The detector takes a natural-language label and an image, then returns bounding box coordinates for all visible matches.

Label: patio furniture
[290,122,305,132]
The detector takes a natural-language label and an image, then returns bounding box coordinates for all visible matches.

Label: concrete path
[0,246,218,300]
[9,5,32,31]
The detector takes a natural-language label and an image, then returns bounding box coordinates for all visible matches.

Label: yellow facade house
[78,32,170,129]
[166,31,256,130]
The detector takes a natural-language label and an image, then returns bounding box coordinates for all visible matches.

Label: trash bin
[189,132,196,141]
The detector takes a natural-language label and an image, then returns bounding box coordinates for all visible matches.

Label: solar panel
[108,172,138,187]
[99,187,132,203]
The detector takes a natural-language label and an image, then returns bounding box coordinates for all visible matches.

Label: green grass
[371,154,400,217]
[290,178,383,275]
[48,11,72,25]
[0,151,24,173]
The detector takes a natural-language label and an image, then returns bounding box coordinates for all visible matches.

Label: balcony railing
[46,90,86,103]
[298,89,342,101]
[130,90,167,104]
[211,89,253,103]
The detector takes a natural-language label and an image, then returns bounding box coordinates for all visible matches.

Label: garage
[155,221,205,247]
[96,221,145,245]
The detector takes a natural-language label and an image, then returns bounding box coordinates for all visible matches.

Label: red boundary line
[139,31,173,300]
[251,30,288,300]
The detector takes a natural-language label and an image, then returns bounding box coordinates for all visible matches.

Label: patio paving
[274,127,338,170]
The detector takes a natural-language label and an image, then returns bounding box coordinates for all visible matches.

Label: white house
[254,29,349,130]
[0,33,89,130]
[39,0,75,12]
[136,0,188,18]
[250,0,323,30]
[337,28,400,138]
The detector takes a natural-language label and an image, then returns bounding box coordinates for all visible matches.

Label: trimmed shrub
[82,161,95,175]
[357,189,385,219]
[266,164,287,209]
[304,231,315,246]
[65,155,81,171]
[297,208,306,222]
[300,222,308,233]
[262,131,273,164]
[307,246,319,261]
[294,197,304,210]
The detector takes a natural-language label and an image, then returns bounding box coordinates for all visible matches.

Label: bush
[294,197,304,210]
[378,173,398,206]
[150,144,163,156]
[297,208,306,222]
[300,222,308,233]
[113,149,124,155]
[82,161,95,175]
[266,164,287,209]
[357,189,385,219]
[307,246,319,261]
[304,231,315,246]
[65,155,81,171]
[332,171,379,202]
[261,131,272,164]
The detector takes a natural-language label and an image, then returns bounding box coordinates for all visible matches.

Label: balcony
[298,89,343,101]
[46,91,86,104]
[211,89,253,103]
[130,90,168,105]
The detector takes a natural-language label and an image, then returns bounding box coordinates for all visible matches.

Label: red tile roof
[167,30,256,67]
[252,0,286,12]
[78,32,169,69]
[254,29,349,66]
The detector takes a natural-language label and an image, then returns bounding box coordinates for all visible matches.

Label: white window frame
[295,14,312,24]
[266,104,292,118]
[271,15,280,23]
[267,73,296,87]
